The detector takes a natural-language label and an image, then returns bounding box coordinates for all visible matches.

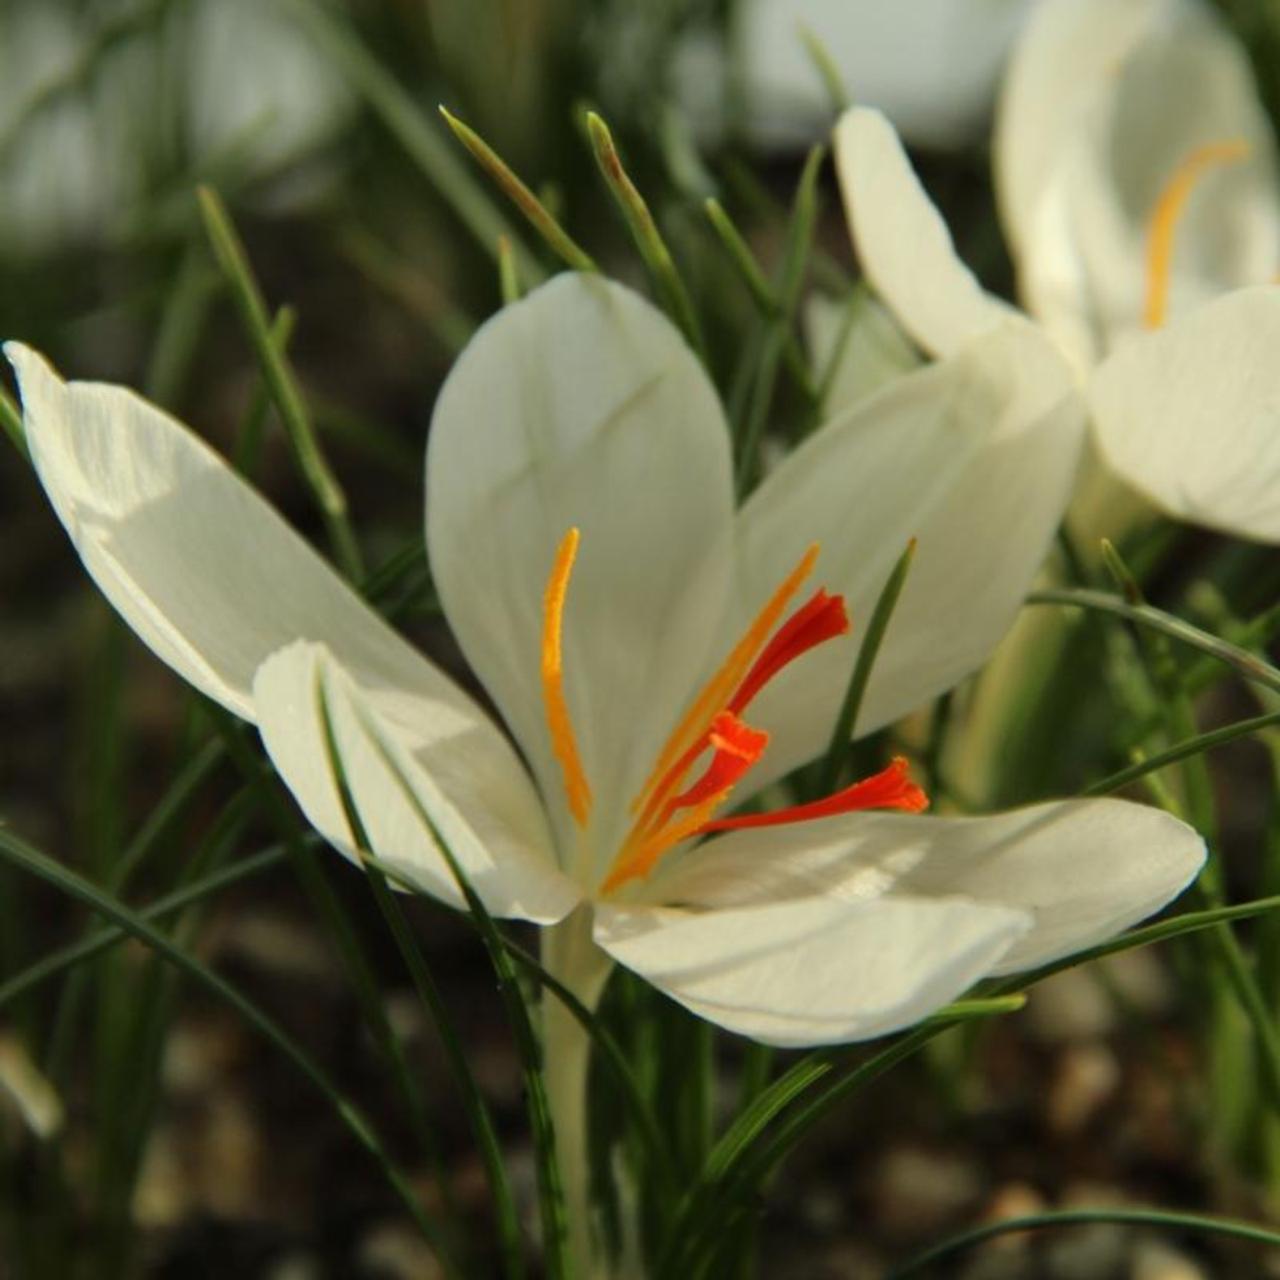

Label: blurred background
[4,1,1280,1277]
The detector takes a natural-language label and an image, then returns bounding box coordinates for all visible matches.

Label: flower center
[538,529,928,896]
[1143,138,1250,330]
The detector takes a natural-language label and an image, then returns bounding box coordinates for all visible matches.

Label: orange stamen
[1144,138,1250,329]
[699,756,928,833]
[602,712,768,892]
[728,589,850,715]
[541,528,592,826]
[630,544,820,818]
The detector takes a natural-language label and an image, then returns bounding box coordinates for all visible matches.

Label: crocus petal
[1000,0,1280,361]
[7,343,451,717]
[1088,287,1280,540]
[253,642,579,923]
[593,895,1030,1047]
[728,321,1083,791]
[426,274,734,848]
[995,0,1159,263]
[737,0,1039,152]
[834,106,1014,358]
[6,343,560,891]
[651,798,1204,974]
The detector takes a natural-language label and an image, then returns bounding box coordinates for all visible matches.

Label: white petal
[253,642,579,923]
[6,343,429,718]
[593,895,1030,1047]
[729,321,1083,790]
[652,798,1204,975]
[994,0,1159,262]
[5,342,562,890]
[805,289,922,418]
[1088,287,1280,540]
[1001,0,1280,360]
[426,274,734,851]
[834,106,1015,358]
[737,0,1038,152]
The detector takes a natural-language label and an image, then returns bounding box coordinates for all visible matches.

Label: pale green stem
[541,907,613,1278]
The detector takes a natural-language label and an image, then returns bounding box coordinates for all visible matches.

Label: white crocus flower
[7,274,1202,1266]
[837,0,1280,543]
[5,269,1205,1037]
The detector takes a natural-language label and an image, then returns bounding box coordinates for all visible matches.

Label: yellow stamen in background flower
[1143,139,1250,329]
[541,527,592,826]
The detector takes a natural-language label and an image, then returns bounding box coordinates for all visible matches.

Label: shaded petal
[651,798,1204,974]
[6,343,561,895]
[253,642,578,923]
[729,321,1083,790]
[1002,0,1280,361]
[834,106,1014,357]
[6,342,451,719]
[593,895,1030,1047]
[426,274,734,851]
[994,0,1159,263]
[1088,286,1280,540]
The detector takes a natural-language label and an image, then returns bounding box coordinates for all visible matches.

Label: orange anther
[699,756,927,833]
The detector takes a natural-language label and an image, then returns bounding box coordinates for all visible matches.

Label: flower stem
[541,907,613,1277]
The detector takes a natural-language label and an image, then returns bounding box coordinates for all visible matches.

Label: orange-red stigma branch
[1144,138,1250,329]
[699,757,928,833]
[541,528,592,826]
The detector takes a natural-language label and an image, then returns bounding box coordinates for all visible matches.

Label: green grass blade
[346,701,571,1277]
[887,1206,1280,1278]
[1,380,30,460]
[440,108,596,274]
[197,185,364,582]
[1084,709,1280,796]
[0,826,450,1260]
[314,678,520,1278]
[819,536,917,794]
[1028,587,1280,697]
[272,0,542,279]
[586,111,706,358]
[734,145,823,495]
[0,845,288,1012]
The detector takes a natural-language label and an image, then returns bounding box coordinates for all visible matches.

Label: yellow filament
[602,792,729,895]
[629,543,820,822]
[541,528,592,826]
[1144,139,1250,329]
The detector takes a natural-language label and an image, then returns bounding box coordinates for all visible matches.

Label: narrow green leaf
[797,24,850,111]
[234,306,296,478]
[586,111,706,357]
[441,107,596,275]
[734,145,824,495]
[0,826,448,1258]
[888,1206,1280,1278]
[498,234,522,305]
[348,700,571,1278]
[314,674,519,1278]
[271,0,542,278]
[820,538,917,793]
[662,1001,1019,1274]
[0,382,26,460]
[0,845,289,1012]
[1028,587,1280,697]
[1085,710,1280,796]
[197,185,364,582]
[703,199,776,314]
